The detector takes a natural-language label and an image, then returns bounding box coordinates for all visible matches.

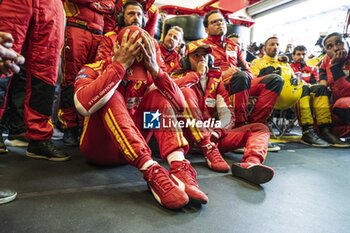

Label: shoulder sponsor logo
[76,74,88,79]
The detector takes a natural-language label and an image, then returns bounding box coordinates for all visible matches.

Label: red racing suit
[172,69,270,164]
[290,62,319,84]
[0,0,64,140]
[319,54,350,137]
[60,0,115,130]
[201,36,282,126]
[159,44,182,74]
[74,49,188,166]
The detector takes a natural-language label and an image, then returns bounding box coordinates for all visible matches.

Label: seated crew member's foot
[233,147,245,154]
[267,142,280,152]
[63,127,79,147]
[0,133,8,154]
[231,157,274,185]
[235,143,281,153]
[26,140,71,162]
[0,189,17,204]
[5,133,29,147]
[142,163,189,210]
[52,127,64,141]
[169,160,208,204]
[319,127,350,148]
[202,143,230,173]
[300,127,329,147]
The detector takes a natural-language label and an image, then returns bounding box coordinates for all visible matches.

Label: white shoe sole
[5,139,29,147]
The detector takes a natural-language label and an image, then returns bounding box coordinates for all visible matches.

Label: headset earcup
[208,54,214,68]
[116,13,124,27]
[142,14,146,28]
[180,56,191,71]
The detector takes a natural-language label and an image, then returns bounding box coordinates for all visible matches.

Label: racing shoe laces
[142,163,189,210]
[202,143,230,172]
[169,160,208,204]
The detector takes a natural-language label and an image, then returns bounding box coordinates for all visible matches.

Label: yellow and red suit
[172,69,269,163]
[250,55,331,127]
[201,36,282,126]
[74,53,188,166]
[319,54,350,137]
[0,0,64,140]
[60,0,115,130]
[159,44,181,74]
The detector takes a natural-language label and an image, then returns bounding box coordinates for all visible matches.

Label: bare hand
[197,61,207,77]
[112,29,142,70]
[221,66,240,78]
[331,49,348,65]
[0,32,14,49]
[0,32,25,75]
[140,32,159,78]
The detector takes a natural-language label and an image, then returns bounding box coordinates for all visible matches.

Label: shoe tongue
[244,156,261,164]
[171,160,185,168]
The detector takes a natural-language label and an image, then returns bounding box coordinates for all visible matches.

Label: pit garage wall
[247,0,350,53]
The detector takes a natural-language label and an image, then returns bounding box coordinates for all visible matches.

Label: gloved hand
[258,66,281,77]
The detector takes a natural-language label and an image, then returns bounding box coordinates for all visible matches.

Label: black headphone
[180,53,215,71]
[116,1,146,29]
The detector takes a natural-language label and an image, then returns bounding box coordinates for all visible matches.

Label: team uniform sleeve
[237,47,254,79]
[330,63,347,81]
[144,6,159,37]
[171,71,200,88]
[95,33,115,62]
[74,61,125,116]
[215,81,235,131]
[152,69,186,113]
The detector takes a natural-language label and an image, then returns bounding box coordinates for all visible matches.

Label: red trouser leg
[0,1,31,123]
[333,76,350,102]
[133,90,189,160]
[60,27,102,129]
[226,71,250,127]
[180,88,211,145]
[331,97,350,137]
[0,0,64,140]
[25,0,64,140]
[249,74,283,123]
[216,123,269,163]
[80,91,153,168]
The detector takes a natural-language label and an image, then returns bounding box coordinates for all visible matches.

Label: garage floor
[1,140,349,233]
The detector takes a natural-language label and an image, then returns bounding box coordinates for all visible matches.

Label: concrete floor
[1,141,350,233]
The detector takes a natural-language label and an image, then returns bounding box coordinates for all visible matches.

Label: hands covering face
[113,29,159,78]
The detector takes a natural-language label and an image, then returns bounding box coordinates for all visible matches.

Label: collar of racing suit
[207,35,225,46]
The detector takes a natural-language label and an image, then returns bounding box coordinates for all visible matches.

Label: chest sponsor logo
[205,98,216,108]
[126,97,142,109]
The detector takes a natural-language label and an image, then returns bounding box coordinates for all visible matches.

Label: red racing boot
[231,157,274,185]
[142,163,189,209]
[169,160,208,204]
[202,143,230,172]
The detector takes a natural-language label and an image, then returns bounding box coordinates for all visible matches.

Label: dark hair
[117,1,146,28]
[123,1,143,13]
[227,33,239,39]
[264,36,278,47]
[293,45,307,55]
[203,10,223,27]
[322,32,343,47]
